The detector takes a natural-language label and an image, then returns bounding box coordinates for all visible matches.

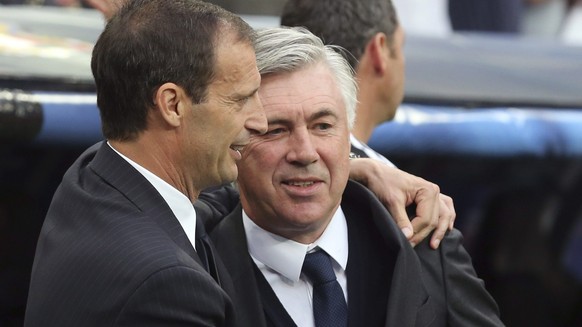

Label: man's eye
[238,96,250,104]
[267,128,285,135]
[316,123,332,130]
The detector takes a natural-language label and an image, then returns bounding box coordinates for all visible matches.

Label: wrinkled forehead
[213,29,257,74]
[259,64,347,121]
[211,32,261,96]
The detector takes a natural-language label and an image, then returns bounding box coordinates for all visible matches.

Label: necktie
[195,219,221,285]
[302,250,348,327]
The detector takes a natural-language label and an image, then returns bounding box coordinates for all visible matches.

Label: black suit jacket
[210,181,504,327]
[25,142,236,327]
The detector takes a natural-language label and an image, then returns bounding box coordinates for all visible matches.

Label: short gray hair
[254,27,358,129]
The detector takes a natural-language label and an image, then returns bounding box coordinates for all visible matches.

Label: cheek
[327,156,350,201]
[399,59,406,83]
[239,143,277,176]
[236,161,264,199]
[241,142,269,163]
[224,109,245,131]
[336,157,351,178]
[323,141,350,173]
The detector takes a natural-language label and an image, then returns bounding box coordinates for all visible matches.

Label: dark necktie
[195,219,221,285]
[302,250,348,327]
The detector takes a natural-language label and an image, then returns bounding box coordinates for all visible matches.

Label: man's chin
[218,165,238,186]
[200,167,237,191]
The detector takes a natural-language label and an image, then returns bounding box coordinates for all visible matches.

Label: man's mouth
[230,144,245,156]
[284,181,315,187]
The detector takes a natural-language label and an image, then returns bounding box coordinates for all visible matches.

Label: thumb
[390,205,413,239]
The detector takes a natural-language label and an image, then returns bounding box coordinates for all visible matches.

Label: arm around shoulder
[197,184,240,231]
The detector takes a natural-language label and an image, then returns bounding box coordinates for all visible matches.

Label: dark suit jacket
[25,142,236,327]
[210,180,504,327]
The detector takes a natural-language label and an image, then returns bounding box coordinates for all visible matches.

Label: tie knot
[302,250,337,286]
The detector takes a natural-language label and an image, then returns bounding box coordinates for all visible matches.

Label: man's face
[237,62,351,244]
[384,24,406,121]
[185,31,267,190]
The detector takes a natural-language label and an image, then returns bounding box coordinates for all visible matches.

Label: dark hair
[91,0,255,141]
[281,0,398,70]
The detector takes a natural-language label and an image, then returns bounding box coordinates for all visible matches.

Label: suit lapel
[88,142,200,264]
[343,182,393,327]
[343,181,434,327]
[252,263,297,327]
[210,205,270,327]
[194,199,237,296]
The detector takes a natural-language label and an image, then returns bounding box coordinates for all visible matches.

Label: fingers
[439,193,456,230]
[426,193,456,249]
[346,159,458,249]
[408,182,440,247]
[391,204,414,239]
[429,208,449,249]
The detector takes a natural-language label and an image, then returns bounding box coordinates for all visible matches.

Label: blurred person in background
[561,0,582,43]
[448,0,581,37]
[522,0,570,37]
[448,0,523,33]
[392,0,452,38]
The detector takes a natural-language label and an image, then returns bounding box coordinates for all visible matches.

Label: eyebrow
[234,87,259,98]
[232,86,259,100]
[267,108,338,125]
[309,108,338,122]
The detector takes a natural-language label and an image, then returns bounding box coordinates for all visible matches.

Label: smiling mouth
[284,181,316,187]
[230,145,245,156]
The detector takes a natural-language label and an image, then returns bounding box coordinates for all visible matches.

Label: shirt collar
[350,133,395,167]
[107,142,197,247]
[243,206,349,282]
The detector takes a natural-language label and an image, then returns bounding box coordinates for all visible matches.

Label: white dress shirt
[350,134,396,167]
[108,142,197,250]
[242,207,349,327]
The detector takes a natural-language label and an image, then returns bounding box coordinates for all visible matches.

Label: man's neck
[353,86,383,144]
[351,118,376,143]
[109,138,201,202]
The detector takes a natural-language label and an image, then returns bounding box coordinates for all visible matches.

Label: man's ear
[154,82,185,128]
[366,32,390,75]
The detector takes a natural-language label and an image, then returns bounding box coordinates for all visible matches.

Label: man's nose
[246,96,267,135]
[285,129,319,165]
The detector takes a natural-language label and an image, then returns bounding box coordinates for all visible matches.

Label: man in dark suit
[24,0,266,325]
[209,27,504,326]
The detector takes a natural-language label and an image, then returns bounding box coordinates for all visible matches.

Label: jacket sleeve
[416,229,505,326]
[196,184,240,232]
